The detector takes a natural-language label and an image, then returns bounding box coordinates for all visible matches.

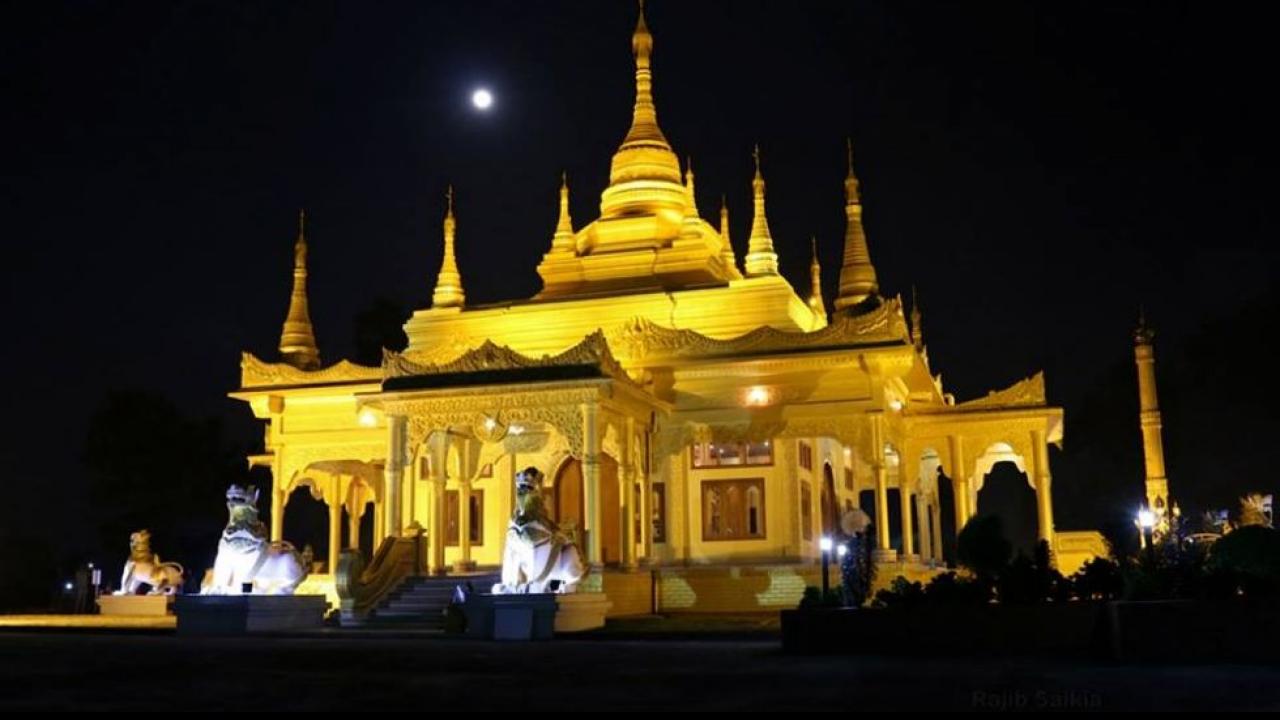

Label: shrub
[957,515,1012,580]
[1071,557,1123,600]
[1208,525,1280,598]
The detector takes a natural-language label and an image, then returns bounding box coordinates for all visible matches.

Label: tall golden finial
[601,0,684,218]
[744,144,779,277]
[834,138,879,310]
[550,172,576,253]
[808,236,827,319]
[431,185,465,309]
[279,208,321,370]
[719,194,738,271]
[910,285,925,352]
[679,157,702,240]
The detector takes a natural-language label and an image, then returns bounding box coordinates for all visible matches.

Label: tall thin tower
[1133,310,1170,517]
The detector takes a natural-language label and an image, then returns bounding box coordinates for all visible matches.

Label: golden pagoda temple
[231,5,1105,615]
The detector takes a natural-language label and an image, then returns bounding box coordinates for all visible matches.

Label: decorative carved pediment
[383,330,635,386]
[606,296,909,363]
[240,353,382,389]
[956,372,1047,409]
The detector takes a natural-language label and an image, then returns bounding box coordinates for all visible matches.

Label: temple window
[701,478,766,541]
[800,482,813,541]
[799,441,813,471]
[692,441,774,468]
[445,489,484,546]
[651,483,666,543]
[844,467,854,492]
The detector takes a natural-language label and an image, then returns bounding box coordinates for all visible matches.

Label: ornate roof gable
[383,330,635,386]
[606,296,909,362]
[240,352,382,389]
[956,372,1047,409]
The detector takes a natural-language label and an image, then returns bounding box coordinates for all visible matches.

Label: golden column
[834,140,879,312]
[744,145,780,277]
[870,413,895,560]
[1134,312,1170,514]
[384,415,407,539]
[1031,428,1055,546]
[948,434,969,534]
[279,209,321,369]
[430,186,465,309]
[581,403,603,566]
[899,477,917,562]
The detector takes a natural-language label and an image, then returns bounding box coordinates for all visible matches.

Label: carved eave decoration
[606,296,909,364]
[383,330,638,388]
[954,372,1047,410]
[240,352,383,390]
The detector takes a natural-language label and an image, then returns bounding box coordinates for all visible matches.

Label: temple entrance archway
[975,458,1038,558]
[283,486,328,573]
[552,454,621,565]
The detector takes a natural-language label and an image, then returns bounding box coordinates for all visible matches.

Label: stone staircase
[363,573,499,630]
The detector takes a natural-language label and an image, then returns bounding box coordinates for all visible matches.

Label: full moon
[471,88,493,110]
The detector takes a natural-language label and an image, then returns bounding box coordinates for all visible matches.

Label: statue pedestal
[174,595,328,635]
[98,594,172,616]
[462,592,611,639]
[554,592,611,632]
[463,593,559,640]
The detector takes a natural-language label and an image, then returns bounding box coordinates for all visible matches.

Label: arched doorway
[976,462,1038,558]
[283,485,328,573]
[820,463,838,537]
[936,467,957,565]
[552,454,621,564]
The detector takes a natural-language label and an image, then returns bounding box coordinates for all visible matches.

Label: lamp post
[1137,508,1155,553]
[819,535,833,597]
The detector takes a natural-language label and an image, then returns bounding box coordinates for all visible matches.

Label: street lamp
[1137,508,1155,550]
[819,535,833,597]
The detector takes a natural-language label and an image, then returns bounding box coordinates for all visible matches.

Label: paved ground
[2,629,1278,711]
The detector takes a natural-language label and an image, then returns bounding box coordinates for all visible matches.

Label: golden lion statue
[117,529,185,595]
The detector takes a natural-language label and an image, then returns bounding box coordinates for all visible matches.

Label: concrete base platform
[174,595,328,635]
[554,593,611,632]
[97,594,172,617]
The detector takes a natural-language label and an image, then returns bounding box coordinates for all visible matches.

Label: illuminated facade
[231,6,1104,612]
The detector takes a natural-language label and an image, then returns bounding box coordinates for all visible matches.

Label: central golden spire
[431,185,465,309]
[279,209,321,370]
[834,139,879,310]
[599,1,685,220]
[744,145,779,276]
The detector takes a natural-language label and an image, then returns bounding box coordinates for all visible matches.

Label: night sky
[3,1,1276,563]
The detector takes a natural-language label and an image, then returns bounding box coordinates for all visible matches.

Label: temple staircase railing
[335,524,427,625]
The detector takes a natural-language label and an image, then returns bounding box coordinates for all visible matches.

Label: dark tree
[83,390,248,587]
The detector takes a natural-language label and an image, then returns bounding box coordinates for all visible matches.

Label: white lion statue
[116,529,185,595]
[201,484,308,596]
[492,467,586,595]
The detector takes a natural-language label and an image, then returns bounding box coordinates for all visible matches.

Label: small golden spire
[550,172,576,252]
[910,286,925,352]
[744,144,779,277]
[808,236,827,319]
[431,185,465,309]
[1134,305,1154,346]
[684,156,696,205]
[279,208,321,369]
[834,138,879,310]
[719,194,738,271]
